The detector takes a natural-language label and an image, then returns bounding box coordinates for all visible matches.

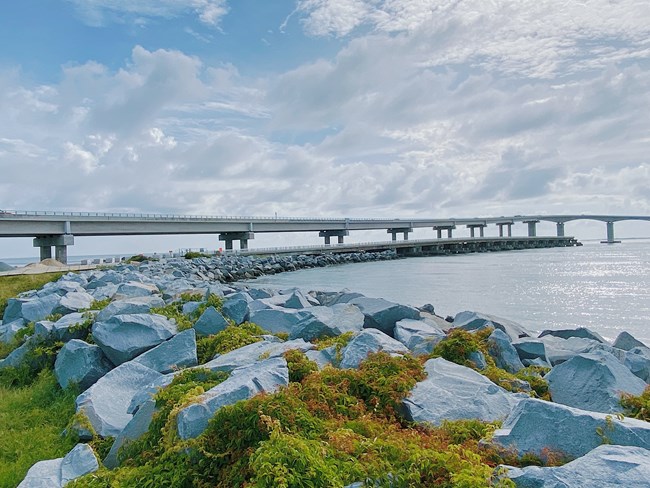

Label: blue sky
[2,0,650,257]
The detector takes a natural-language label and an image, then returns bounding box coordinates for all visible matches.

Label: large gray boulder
[492,398,650,458]
[53,291,95,315]
[3,294,60,324]
[95,296,165,322]
[92,314,177,366]
[546,350,647,413]
[133,329,197,374]
[504,444,650,488]
[193,306,229,337]
[114,281,159,299]
[17,443,99,488]
[265,290,312,309]
[349,297,420,337]
[50,313,95,342]
[0,318,26,344]
[402,358,521,426]
[539,327,608,344]
[104,399,157,469]
[625,346,650,382]
[55,340,113,391]
[512,338,547,365]
[394,319,446,356]
[177,357,289,439]
[613,331,647,351]
[221,298,249,325]
[452,311,531,341]
[289,304,365,341]
[487,329,524,373]
[202,338,314,373]
[75,361,163,438]
[339,329,409,369]
[248,308,309,335]
[38,281,84,298]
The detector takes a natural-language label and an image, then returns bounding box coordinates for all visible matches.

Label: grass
[0,273,65,320]
[0,369,78,488]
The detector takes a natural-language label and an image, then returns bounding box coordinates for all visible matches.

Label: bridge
[1,210,648,264]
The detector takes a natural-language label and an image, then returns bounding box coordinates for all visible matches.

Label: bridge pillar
[523,220,540,237]
[556,222,565,237]
[466,224,487,238]
[433,225,455,239]
[319,230,349,245]
[33,234,74,264]
[601,222,621,244]
[496,223,512,237]
[387,228,413,241]
[218,232,255,251]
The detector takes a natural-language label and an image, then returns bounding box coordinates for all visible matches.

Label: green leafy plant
[620,386,650,421]
[196,322,266,364]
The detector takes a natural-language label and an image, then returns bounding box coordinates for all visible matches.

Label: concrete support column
[601,222,621,244]
[524,220,540,237]
[433,225,455,239]
[556,222,565,237]
[466,224,487,238]
[219,232,255,251]
[39,245,52,261]
[319,230,349,245]
[33,234,74,264]
[496,223,512,237]
[387,228,413,242]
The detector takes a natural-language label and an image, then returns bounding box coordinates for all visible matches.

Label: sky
[1,0,650,258]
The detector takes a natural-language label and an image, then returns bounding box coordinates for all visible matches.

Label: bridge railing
[0,210,349,221]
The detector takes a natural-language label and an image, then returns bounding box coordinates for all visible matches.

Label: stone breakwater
[0,256,649,487]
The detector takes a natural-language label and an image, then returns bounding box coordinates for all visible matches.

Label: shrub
[284,350,318,383]
[432,329,483,366]
[620,386,650,421]
[196,322,265,364]
[184,251,211,259]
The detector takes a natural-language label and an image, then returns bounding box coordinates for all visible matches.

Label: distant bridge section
[1,210,648,263]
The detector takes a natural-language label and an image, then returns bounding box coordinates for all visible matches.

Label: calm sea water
[246,240,650,346]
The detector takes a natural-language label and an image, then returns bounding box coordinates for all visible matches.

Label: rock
[221,298,249,325]
[503,444,650,488]
[53,291,95,315]
[289,304,365,341]
[50,313,94,342]
[492,397,650,458]
[115,281,159,299]
[60,443,99,485]
[453,311,532,341]
[133,329,197,374]
[265,290,312,309]
[393,319,446,356]
[177,357,289,439]
[182,301,201,316]
[625,347,650,382]
[402,358,521,426]
[0,261,14,271]
[468,350,488,370]
[38,280,84,298]
[17,443,98,488]
[339,329,409,369]
[487,329,524,373]
[104,399,157,469]
[127,374,176,415]
[311,290,365,306]
[202,338,314,372]
[0,339,31,370]
[546,350,647,413]
[75,362,163,437]
[306,346,338,369]
[0,318,26,343]
[88,283,118,301]
[512,338,547,362]
[3,294,60,324]
[95,296,165,322]
[92,314,177,366]
[539,327,608,344]
[249,308,309,335]
[55,340,114,391]
[613,331,647,351]
[349,297,420,337]
[193,306,229,337]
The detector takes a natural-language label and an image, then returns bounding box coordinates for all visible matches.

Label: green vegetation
[0,273,64,320]
[152,293,224,332]
[70,352,518,487]
[620,386,650,421]
[127,254,158,263]
[196,322,266,364]
[432,328,550,399]
[184,251,212,259]
[0,369,78,487]
[85,298,112,311]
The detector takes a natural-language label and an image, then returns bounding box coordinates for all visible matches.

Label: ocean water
[246,240,650,345]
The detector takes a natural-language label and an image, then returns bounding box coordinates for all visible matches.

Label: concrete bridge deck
[0,210,646,263]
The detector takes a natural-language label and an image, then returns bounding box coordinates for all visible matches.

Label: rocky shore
[1,253,649,487]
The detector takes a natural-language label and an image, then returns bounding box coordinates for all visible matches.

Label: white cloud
[65,0,229,27]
